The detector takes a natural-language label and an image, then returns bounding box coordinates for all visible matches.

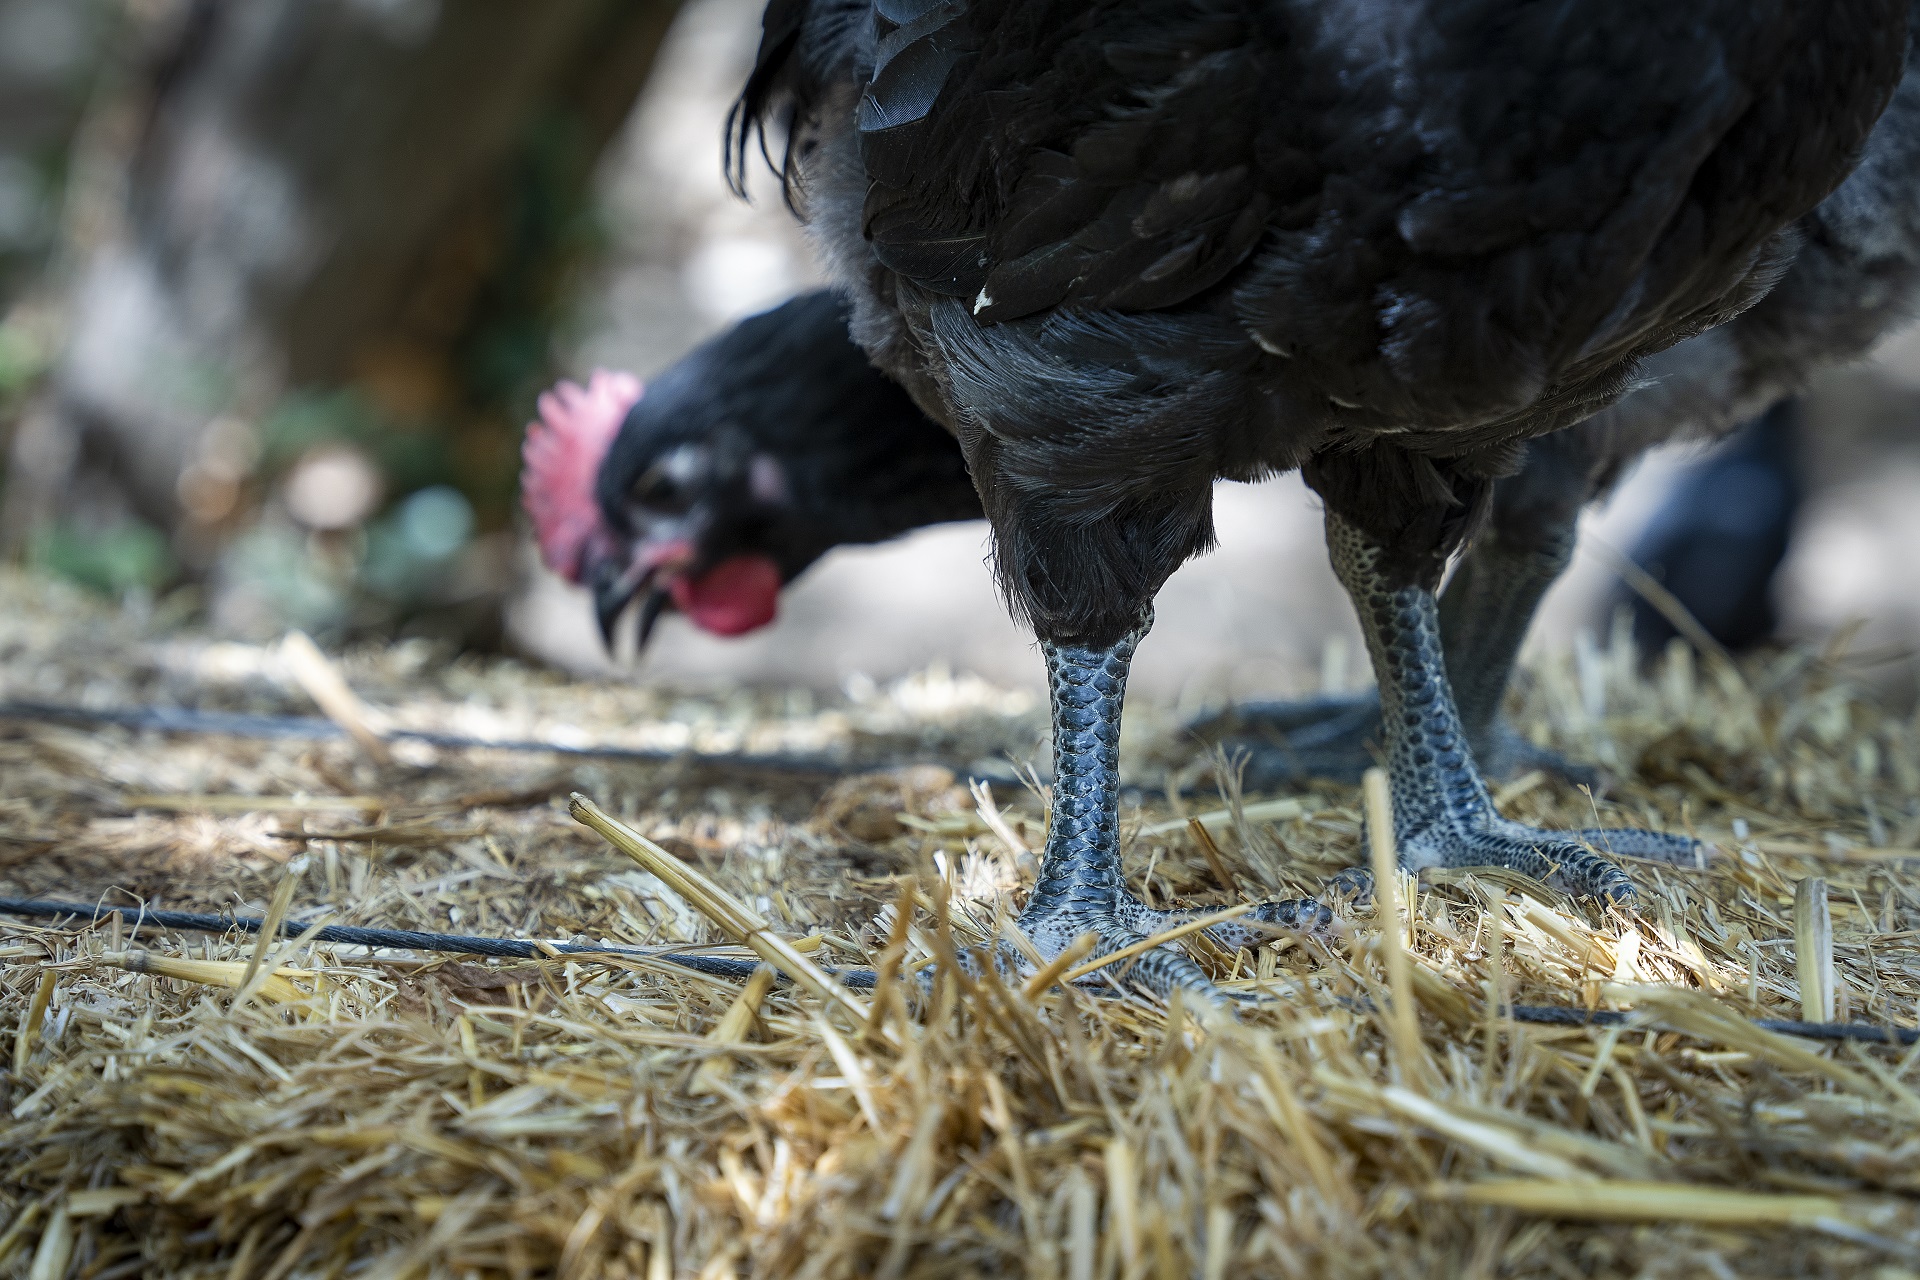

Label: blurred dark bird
[535,0,1912,997]
[1616,399,1805,655]
[521,290,978,649]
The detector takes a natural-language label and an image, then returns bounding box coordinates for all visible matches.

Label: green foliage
[259,390,453,495]
[29,518,173,598]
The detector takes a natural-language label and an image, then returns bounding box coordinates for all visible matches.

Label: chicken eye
[631,464,693,515]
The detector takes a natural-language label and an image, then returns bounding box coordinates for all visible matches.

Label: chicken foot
[1012,608,1330,1000]
[1323,508,1698,905]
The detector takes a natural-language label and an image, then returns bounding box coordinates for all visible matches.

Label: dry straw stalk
[2,571,1920,1276]
[568,792,875,1028]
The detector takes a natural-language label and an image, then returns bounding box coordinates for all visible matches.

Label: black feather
[598,291,980,584]
[726,0,812,201]
[736,0,1907,644]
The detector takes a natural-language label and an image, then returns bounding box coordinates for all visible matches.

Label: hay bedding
[2,572,1920,1278]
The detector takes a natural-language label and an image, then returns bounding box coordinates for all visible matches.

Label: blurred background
[3,0,1918,710]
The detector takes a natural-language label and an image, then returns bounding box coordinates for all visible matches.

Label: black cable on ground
[0,701,858,777]
[1487,999,1917,1045]
[0,698,1170,797]
[5,897,1913,1043]
[0,896,806,985]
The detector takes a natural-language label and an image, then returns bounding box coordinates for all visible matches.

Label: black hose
[1489,999,1917,1045]
[0,701,857,777]
[0,700,1170,797]
[0,896,838,985]
[6,897,1912,1041]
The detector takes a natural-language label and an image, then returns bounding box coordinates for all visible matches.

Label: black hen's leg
[1192,527,1584,790]
[1434,534,1592,783]
[1307,446,1699,904]
[1196,438,1597,788]
[1014,609,1329,999]
[1440,514,1700,861]
[1438,434,1700,861]
[1434,432,1594,784]
[1328,510,1637,900]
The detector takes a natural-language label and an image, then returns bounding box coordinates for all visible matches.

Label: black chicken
[522,290,978,649]
[1614,399,1805,656]
[537,0,1913,997]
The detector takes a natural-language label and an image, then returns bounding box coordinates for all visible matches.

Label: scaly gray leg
[1434,515,1588,782]
[1434,442,1698,860]
[1014,609,1330,999]
[1187,530,1591,788]
[1192,469,1586,787]
[1192,435,1596,788]
[1327,511,1696,902]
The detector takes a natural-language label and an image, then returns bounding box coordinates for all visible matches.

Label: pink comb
[521,370,642,582]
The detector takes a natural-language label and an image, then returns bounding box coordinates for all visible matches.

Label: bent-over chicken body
[707,0,1910,996]
[744,0,1903,643]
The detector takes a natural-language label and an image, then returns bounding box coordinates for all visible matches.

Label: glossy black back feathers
[731,0,1906,643]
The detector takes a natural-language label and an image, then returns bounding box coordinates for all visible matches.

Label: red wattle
[669,554,782,636]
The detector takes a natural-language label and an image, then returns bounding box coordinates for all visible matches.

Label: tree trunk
[0,0,120,306]
[3,0,681,637]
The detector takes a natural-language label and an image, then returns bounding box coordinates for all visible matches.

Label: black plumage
[713,0,1908,996]
[1620,399,1804,654]
[600,291,977,581]
[581,290,979,640]
[740,0,1900,646]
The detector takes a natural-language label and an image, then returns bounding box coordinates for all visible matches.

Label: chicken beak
[634,585,672,649]
[591,553,656,652]
[591,534,697,653]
